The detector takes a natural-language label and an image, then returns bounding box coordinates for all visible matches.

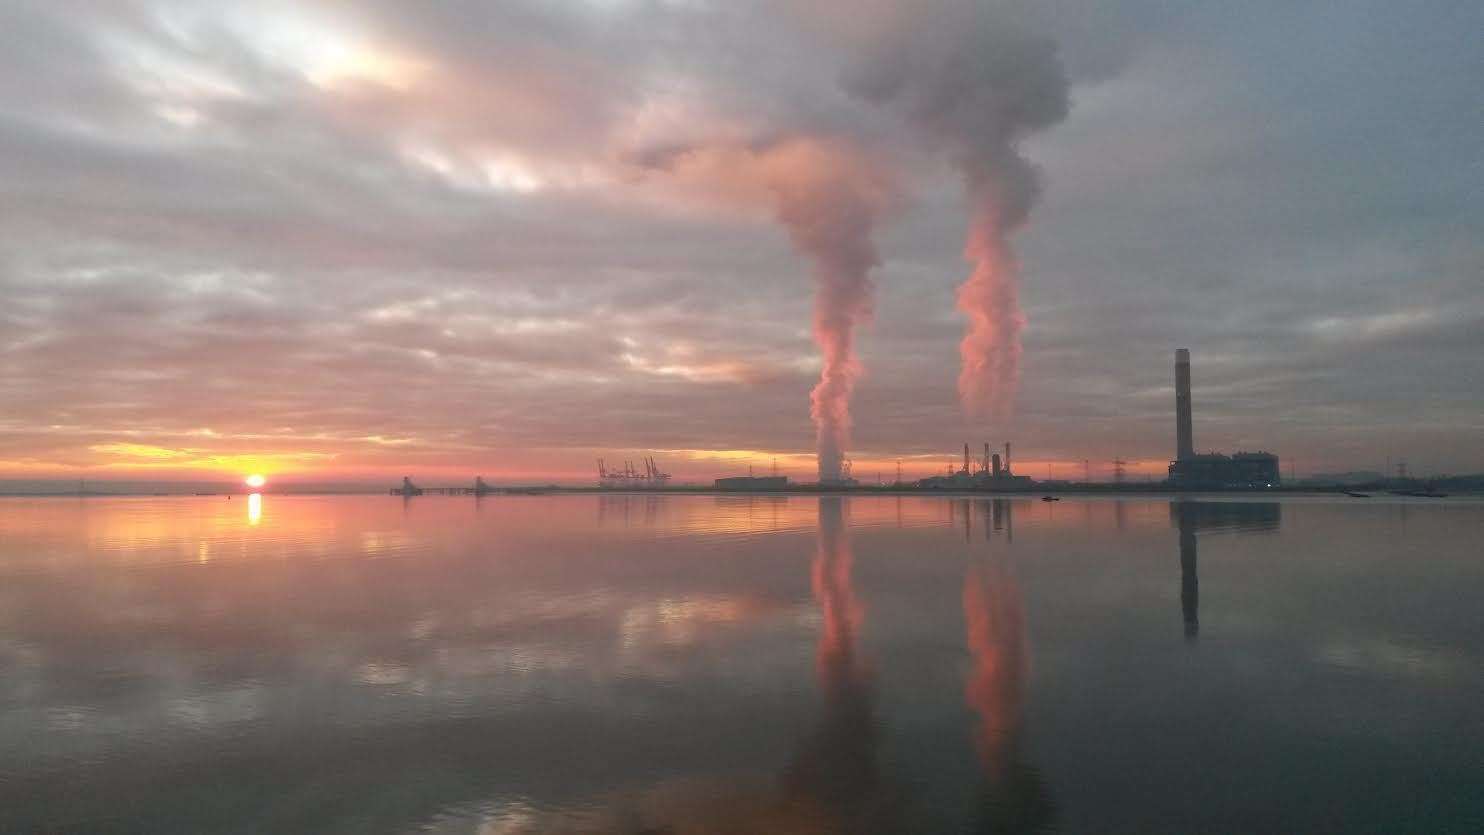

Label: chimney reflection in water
[812,498,863,687]
[783,497,892,831]
[964,502,1026,782]
[1169,499,1280,642]
[964,499,1054,829]
[1176,502,1199,639]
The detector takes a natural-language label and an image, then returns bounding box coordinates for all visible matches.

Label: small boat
[1040,495,1061,502]
[1343,491,1371,498]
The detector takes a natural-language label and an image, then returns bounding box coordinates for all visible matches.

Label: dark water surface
[1,494,1480,833]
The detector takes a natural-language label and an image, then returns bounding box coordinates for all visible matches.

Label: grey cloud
[0,0,1480,479]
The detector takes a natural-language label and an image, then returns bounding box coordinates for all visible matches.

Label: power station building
[715,475,789,490]
[1167,348,1281,487]
[918,442,1034,489]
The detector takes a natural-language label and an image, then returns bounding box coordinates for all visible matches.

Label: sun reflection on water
[247,493,262,526]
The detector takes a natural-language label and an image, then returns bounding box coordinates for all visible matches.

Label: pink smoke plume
[766,144,887,484]
[844,6,1069,418]
[958,198,1026,417]
[631,139,889,483]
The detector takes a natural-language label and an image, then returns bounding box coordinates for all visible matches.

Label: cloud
[0,0,1480,480]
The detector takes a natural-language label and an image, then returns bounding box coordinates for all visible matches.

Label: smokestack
[1004,442,1012,475]
[992,453,1002,478]
[963,443,971,475]
[1176,348,1194,460]
[983,442,990,475]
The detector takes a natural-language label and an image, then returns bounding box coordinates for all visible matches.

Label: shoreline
[1,486,1475,499]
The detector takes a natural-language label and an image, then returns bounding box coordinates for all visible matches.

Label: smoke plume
[847,7,1069,417]
[631,139,889,483]
[767,144,888,484]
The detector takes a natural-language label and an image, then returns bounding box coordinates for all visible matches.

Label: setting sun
[244,474,266,489]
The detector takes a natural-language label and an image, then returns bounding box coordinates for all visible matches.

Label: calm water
[1,494,1480,833]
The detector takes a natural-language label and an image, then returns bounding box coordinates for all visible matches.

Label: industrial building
[717,457,796,490]
[918,442,1034,489]
[1169,451,1280,487]
[715,475,790,490]
[1167,349,1281,487]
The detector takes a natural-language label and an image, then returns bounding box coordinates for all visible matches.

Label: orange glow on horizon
[2,439,1174,485]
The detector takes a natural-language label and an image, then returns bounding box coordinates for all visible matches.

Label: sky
[1,0,1480,484]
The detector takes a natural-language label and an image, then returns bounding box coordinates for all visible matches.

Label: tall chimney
[983,443,990,474]
[1004,442,1012,475]
[963,443,971,475]
[992,453,1002,478]
[1175,348,1194,460]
